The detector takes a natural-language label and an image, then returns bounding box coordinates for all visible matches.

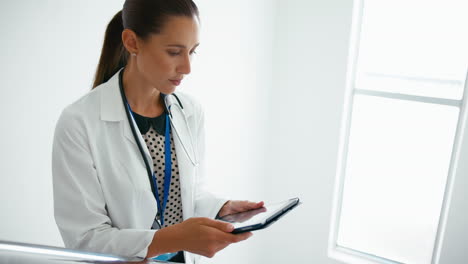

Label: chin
[160,87,176,95]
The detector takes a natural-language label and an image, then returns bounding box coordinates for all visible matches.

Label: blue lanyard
[126,103,172,227]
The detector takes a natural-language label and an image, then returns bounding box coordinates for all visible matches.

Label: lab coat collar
[100,68,126,122]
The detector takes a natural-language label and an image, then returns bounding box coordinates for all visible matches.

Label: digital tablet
[218,197,300,234]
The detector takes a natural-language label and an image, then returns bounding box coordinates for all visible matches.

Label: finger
[231,201,252,211]
[218,231,253,243]
[253,201,264,208]
[229,232,253,243]
[201,218,235,232]
[241,201,264,210]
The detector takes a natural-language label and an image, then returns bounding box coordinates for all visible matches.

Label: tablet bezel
[218,197,300,234]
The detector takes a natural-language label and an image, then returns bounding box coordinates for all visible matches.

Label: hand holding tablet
[218,197,300,234]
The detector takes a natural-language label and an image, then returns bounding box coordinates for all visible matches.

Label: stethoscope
[118,68,199,228]
[163,94,200,168]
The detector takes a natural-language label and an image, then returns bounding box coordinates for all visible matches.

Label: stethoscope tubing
[164,95,199,167]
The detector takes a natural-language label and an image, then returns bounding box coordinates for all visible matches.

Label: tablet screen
[218,198,299,231]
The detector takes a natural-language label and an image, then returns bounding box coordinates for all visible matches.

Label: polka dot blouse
[131,110,183,229]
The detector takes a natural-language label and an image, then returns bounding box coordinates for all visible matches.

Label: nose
[177,53,191,75]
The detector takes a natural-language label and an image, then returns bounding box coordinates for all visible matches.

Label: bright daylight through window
[329,0,468,264]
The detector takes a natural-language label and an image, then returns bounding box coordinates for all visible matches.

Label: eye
[167,50,181,56]
[190,50,197,55]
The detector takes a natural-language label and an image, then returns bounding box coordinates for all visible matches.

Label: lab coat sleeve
[52,108,155,258]
[193,106,228,218]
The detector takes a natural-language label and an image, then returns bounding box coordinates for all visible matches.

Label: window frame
[327,0,468,263]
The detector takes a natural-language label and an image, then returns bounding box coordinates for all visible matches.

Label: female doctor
[51,0,264,263]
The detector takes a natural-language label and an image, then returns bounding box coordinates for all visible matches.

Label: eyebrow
[166,43,200,49]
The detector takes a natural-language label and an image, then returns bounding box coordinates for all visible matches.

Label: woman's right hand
[147,217,253,258]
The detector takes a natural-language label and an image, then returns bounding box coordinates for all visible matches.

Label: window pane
[337,95,459,264]
[355,0,468,99]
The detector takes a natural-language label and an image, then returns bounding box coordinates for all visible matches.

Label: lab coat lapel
[122,116,154,173]
[171,105,196,220]
[100,69,154,174]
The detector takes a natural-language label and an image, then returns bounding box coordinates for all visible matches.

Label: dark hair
[92,0,199,89]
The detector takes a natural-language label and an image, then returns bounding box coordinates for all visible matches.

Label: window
[329,0,468,264]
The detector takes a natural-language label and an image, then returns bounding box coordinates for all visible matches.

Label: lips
[169,79,181,86]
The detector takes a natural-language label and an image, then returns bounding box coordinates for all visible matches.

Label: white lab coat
[52,68,227,263]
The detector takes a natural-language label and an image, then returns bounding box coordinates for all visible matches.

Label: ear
[122,29,139,54]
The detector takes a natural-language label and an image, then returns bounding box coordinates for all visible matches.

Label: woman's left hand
[217,200,265,218]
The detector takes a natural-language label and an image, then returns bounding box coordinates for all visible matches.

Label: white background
[0,1,466,264]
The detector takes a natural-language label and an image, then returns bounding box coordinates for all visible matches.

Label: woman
[51,0,263,263]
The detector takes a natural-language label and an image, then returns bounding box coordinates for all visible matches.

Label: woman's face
[136,16,200,94]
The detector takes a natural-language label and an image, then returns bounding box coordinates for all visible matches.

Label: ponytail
[92,10,128,89]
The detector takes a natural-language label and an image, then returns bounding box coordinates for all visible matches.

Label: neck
[122,65,164,117]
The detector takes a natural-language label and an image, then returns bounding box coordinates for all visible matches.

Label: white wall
[180,1,277,262]
[256,0,353,263]
[185,0,276,205]
[203,0,356,263]
[0,0,123,247]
